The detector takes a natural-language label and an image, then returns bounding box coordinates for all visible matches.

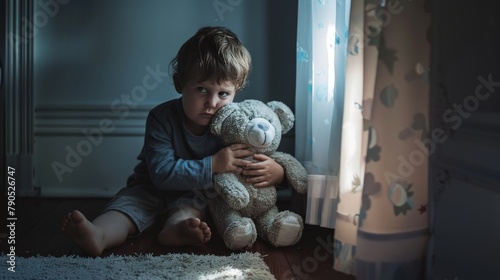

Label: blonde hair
[170,26,252,92]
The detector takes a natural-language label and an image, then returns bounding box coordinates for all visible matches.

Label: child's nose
[206,95,218,108]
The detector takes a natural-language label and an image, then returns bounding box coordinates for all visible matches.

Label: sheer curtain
[295,0,430,278]
[295,0,350,229]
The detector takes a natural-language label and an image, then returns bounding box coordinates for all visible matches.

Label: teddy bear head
[210,99,295,154]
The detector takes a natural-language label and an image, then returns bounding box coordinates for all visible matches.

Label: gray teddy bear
[209,99,308,250]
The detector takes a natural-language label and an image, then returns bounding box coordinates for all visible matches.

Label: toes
[70,210,85,223]
[63,212,72,223]
[199,222,208,230]
[202,227,211,235]
[190,219,211,243]
[61,213,73,230]
[202,229,211,242]
[187,218,201,228]
[202,225,211,243]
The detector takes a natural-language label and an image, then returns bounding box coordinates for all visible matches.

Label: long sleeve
[144,111,214,190]
[124,98,224,191]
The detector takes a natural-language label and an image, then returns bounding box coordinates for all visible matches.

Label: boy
[61,26,285,256]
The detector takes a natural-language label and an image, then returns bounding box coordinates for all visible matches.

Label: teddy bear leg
[223,216,257,250]
[209,197,257,250]
[255,206,304,247]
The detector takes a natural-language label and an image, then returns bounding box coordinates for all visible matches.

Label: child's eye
[219,92,229,99]
[197,87,207,93]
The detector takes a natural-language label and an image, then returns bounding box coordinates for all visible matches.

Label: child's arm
[144,111,250,191]
[242,154,285,188]
[147,144,251,191]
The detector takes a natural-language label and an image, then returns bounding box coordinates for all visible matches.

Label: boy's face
[181,79,237,135]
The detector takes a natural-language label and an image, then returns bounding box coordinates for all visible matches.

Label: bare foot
[158,217,212,246]
[61,210,105,257]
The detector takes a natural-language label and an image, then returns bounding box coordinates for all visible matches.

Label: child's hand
[212,144,253,174]
[242,154,284,188]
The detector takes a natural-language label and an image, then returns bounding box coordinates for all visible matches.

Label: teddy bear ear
[210,102,238,135]
[267,101,295,134]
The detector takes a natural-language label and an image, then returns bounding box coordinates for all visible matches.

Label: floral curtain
[295,0,431,278]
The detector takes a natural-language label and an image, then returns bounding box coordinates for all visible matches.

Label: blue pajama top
[126,98,223,195]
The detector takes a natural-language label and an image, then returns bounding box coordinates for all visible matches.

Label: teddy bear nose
[244,118,275,148]
[258,123,269,131]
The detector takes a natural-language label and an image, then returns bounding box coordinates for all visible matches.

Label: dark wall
[428,0,500,278]
[34,0,298,106]
[25,0,299,196]
[265,0,298,155]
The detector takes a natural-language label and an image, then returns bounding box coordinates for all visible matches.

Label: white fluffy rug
[7,252,276,279]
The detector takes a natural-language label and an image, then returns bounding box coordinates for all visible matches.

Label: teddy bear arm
[271,152,308,194]
[214,172,250,210]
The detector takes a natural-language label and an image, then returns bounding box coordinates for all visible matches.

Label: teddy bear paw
[223,218,257,250]
[270,212,303,247]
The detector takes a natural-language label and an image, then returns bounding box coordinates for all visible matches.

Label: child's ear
[173,73,182,93]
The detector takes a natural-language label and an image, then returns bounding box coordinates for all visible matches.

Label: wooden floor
[1,198,354,280]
